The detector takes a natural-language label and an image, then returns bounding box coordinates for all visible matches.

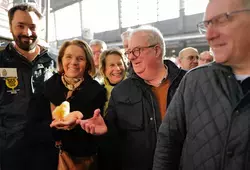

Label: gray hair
[121,28,133,41]
[89,39,107,50]
[129,25,166,59]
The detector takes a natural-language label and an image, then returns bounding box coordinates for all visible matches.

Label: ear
[155,45,162,58]
[176,57,182,66]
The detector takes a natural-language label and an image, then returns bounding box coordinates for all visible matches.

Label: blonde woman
[99,48,127,115]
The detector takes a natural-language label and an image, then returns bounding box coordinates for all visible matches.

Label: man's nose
[23,26,32,36]
[206,24,219,41]
[127,53,136,61]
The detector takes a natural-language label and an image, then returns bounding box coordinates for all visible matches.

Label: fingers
[70,111,84,119]
[50,120,73,128]
[77,120,95,134]
[93,109,101,118]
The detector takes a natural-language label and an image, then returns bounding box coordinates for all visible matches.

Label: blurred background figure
[198,51,214,66]
[121,28,133,75]
[89,39,107,84]
[121,28,133,52]
[177,47,199,70]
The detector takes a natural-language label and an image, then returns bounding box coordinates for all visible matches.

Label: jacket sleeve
[153,76,187,170]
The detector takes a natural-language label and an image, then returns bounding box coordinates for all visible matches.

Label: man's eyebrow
[16,22,36,27]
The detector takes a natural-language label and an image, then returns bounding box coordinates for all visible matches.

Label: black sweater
[44,73,106,157]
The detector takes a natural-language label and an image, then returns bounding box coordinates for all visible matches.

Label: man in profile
[153,0,250,169]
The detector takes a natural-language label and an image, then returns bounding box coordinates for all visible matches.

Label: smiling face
[128,31,160,80]
[104,54,126,84]
[62,45,87,78]
[10,10,40,51]
[205,0,250,66]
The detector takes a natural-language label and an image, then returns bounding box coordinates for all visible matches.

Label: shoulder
[186,62,229,77]
[39,50,56,66]
[111,78,143,103]
[82,76,106,97]
[180,62,231,90]
[45,73,61,88]
[112,78,137,92]
[0,44,12,62]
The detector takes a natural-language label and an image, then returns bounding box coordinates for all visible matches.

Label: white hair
[129,25,166,59]
[89,39,107,50]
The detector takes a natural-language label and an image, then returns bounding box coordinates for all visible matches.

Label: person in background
[98,48,127,170]
[121,28,133,52]
[153,0,250,169]
[0,4,57,170]
[77,25,186,170]
[121,28,133,76]
[89,39,107,84]
[198,50,214,66]
[46,39,106,170]
[99,48,127,115]
[177,47,199,70]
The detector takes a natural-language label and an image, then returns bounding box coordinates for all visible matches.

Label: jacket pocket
[115,95,143,131]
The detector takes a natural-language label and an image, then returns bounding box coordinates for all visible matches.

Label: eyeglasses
[124,44,157,58]
[197,9,250,34]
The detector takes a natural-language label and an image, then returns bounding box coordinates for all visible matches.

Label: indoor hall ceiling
[50,0,81,11]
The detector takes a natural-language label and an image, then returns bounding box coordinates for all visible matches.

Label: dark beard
[13,34,38,51]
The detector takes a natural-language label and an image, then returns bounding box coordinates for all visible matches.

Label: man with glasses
[177,47,199,70]
[89,39,107,84]
[77,25,186,170]
[153,0,250,169]
[198,50,214,66]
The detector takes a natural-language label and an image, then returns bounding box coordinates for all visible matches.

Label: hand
[50,111,83,130]
[76,109,107,135]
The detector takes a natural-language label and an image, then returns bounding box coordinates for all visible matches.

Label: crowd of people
[0,0,250,169]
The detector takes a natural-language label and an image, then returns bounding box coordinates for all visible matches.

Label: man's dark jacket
[105,60,186,170]
[0,44,57,170]
[153,62,250,170]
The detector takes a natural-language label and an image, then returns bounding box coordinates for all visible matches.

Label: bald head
[178,47,199,70]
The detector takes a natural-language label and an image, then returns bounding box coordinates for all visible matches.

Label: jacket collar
[6,43,50,63]
[131,59,185,84]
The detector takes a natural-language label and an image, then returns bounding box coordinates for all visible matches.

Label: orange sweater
[151,79,170,120]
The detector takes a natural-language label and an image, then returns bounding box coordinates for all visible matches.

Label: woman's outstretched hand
[50,111,83,130]
[76,109,107,135]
